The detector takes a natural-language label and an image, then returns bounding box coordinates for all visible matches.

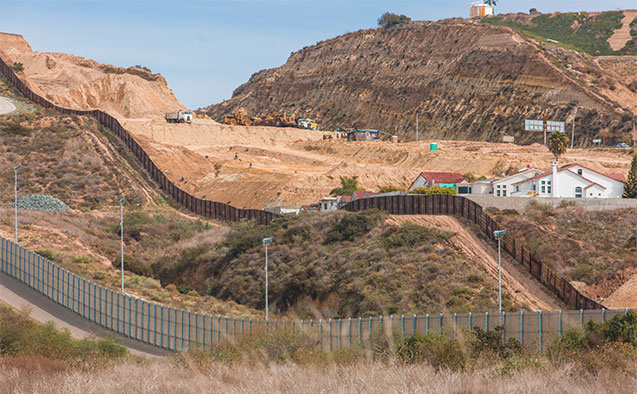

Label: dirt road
[0,272,170,357]
[388,215,563,311]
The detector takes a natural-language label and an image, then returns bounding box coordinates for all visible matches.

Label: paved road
[0,272,171,357]
[0,96,17,115]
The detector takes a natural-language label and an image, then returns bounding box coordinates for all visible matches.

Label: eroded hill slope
[0,32,184,119]
[204,17,636,144]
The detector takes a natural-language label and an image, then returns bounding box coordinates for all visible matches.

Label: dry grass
[0,358,634,393]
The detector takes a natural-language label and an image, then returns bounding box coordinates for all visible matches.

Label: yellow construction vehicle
[223,109,254,126]
[252,112,297,127]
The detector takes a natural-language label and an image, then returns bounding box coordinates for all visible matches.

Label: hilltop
[202,11,636,143]
[0,32,184,119]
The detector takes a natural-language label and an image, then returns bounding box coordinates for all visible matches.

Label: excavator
[223,110,298,128]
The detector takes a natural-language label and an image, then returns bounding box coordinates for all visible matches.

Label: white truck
[165,110,193,124]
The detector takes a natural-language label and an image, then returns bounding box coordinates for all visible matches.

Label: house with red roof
[511,163,625,198]
[408,171,467,191]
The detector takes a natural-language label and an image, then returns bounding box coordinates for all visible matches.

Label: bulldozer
[223,109,254,126]
[252,112,297,127]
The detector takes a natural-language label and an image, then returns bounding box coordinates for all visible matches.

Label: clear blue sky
[0,1,634,109]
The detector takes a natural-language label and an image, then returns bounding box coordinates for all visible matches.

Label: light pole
[13,166,20,243]
[570,107,578,150]
[119,197,126,294]
[262,237,273,321]
[416,112,421,142]
[493,229,508,315]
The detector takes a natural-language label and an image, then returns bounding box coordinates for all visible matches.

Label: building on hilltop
[469,1,494,18]
[408,172,467,191]
[511,163,625,198]
[456,178,496,195]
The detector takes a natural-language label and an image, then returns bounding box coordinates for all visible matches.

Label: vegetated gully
[387,215,562,311]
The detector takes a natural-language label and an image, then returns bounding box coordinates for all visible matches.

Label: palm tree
[330,176,363,196]
[547,132,569,162]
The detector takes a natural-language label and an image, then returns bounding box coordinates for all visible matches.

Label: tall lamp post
[416,112,422,142]
[13,166,20,243]
[119,197,126,294]
[493,229,508,315]
[262,237,273,321]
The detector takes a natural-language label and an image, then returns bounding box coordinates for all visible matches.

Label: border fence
[0,53,612,354]
[0,235,628,352]
[344,194,603,310]
[0,56,279,226]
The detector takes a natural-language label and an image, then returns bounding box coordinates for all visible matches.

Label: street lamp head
[493,229,508,240]
[262,237,273,244]
[119,197,126,204]
[14,165,20,171]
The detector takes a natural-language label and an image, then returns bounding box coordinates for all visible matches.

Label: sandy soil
[0,33,184,119]
[608,11,637,51]
[122,120,633,210]
[604,273,637,309]
[387,215,562,311]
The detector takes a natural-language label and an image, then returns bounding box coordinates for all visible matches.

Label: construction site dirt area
[122,118,634,210]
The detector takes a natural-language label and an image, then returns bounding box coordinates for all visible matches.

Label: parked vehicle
[165,110,192,123]
[297,118,319,130]
[617,143,630,148]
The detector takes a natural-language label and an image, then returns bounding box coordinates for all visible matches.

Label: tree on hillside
[484,0,497,6]
[547,131,568,162]
[330,176,362,196]
[623,154,637,198]
[377,12,411,29]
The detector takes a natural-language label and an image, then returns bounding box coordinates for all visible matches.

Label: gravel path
[0,272,171,358]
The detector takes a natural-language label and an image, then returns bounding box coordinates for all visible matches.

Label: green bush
[12,62,24,72]
[379,185,404,193]
[408,186,456,195]
[377,12,412,29]
[381,223,435,249]
[469,326,522,359]
[1,122,32,136]
[324,210,382,244]
[397,333,465,370]
[111,255,152,277]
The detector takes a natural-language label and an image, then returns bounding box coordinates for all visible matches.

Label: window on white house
[575,186,583,198]
[532,184,537,191]
[541,180,546,185]
[503,190,507,196]
[541,186,546,193]
[547,180,551,185]
[548,186,551,194]
[515,186,520,192]
[496,190,501,197]
[577,169,583,175]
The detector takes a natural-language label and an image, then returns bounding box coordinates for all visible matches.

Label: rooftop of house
[513,163,626,185]
[417,171,467,184]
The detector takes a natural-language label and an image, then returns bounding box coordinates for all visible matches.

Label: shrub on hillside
[324,210,383,244]
[1,122,32,137]
[397,333,465,370]
[408,186,456,195]
[111,255,152,277]
[381,223,436,250]
[377,12,411,29]
[12,62,24,72]
[379,185,404,193]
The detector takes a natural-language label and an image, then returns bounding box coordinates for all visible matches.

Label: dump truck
[223,109,254,126]
[251,112,297,127]
[165,110,192,123]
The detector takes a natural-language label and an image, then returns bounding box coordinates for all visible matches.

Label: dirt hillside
[204,16,636,144]
[0,32,184,119]
[123,117,633,209]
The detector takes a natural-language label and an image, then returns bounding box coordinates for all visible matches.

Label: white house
[456,179,495,195]
[318,197,339,212]
[492,168,543,197]
[511,163,625,198]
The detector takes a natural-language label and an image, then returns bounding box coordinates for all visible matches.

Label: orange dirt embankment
[387,215,562,311]
[0,32,184,119]
[123,119,633,210]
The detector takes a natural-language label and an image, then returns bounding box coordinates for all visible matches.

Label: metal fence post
[358,317,362,343]
[328,319,332,351]
[160,305,164,348]
[249,318,252,336]
[501,312,506,343]
[426,314,429,335]
[217,316,221,343]
[348,318,352,346]
[195,312,199,349]
[224,317,228,340]
[602,308,605,323]
[439,313,443,335]
[188,311,192,349]
[558,310,562,337]
[338,319,342,348]
[453,313,457,340]
[520,311,524,346]
[580,309,583,329]
[174,308,178,351]
[153,303,157,346]
[413,314,417,335]
[368,317,372,343]
[485,312,489,331]
[469,312,472,330]
[401,315,405,338]
[538,311,543,353]
[181,310,185,350]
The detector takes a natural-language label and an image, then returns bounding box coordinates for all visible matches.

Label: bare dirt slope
[387,215,562,311]
[608,11,637,50]
[123,119,633,209]
[0,32,184,119]
[204,18,636,144]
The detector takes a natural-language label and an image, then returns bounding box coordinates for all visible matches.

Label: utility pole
[119,197,126,294]
[262,237,273,321]
[493,229,508,315]
[13,166,20,243]
[571,107,578,150]
[416,112,421,142]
